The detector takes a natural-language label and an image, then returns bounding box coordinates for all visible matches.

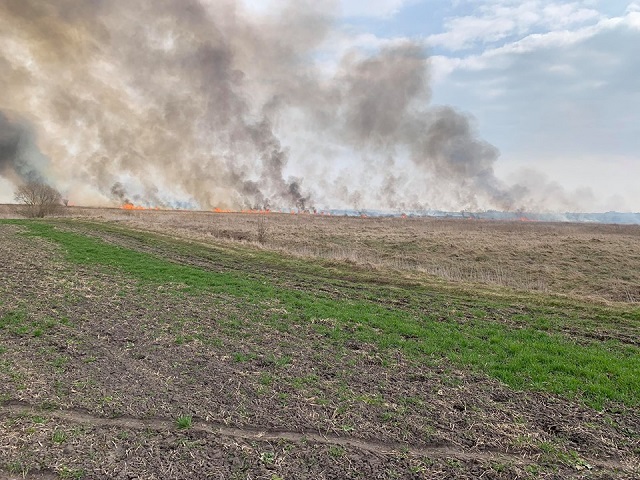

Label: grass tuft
[176,415,192,430]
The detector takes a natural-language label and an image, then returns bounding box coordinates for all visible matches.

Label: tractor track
[0,400,629,472]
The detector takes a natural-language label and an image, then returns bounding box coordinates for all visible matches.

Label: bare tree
[14,181,62,218]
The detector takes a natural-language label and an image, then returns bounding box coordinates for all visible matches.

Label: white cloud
[427,1,601,50]
[431,9,639,78]
[427,6,640,211]
[627,1,640,13]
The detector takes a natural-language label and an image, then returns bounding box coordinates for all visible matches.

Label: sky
[337,0,640,211]
[1,0,638,212]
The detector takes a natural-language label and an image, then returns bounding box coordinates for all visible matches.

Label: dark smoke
[0,113,21,175]
[109,182,128,204]
[0,111,48,183]
[339,44,430,147]
[0,0,578,211]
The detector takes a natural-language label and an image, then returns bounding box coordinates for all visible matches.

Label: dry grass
[0,204,21,219]
[3,203,639,303]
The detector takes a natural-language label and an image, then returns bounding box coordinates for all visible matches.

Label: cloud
[427,1,602,51]
[429,6,640,211]
[627,1,640,13]
[431,9,640,78]
[431,8,640,102]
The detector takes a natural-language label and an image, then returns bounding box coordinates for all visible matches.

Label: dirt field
[0,208,639,479]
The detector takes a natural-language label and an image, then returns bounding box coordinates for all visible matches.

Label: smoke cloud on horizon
[0,0,587,212]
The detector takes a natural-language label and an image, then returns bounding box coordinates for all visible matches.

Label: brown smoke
[0,0,565,211]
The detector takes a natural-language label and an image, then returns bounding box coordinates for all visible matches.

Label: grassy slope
[3,219,639,410]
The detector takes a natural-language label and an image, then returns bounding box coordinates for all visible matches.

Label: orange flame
[121,202,146,210]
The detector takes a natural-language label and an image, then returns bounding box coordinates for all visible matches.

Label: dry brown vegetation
[4,204,636,303]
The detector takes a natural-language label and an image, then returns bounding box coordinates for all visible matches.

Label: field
[0,206,639,479]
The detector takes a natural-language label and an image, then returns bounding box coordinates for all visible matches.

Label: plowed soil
[1,220,638,479]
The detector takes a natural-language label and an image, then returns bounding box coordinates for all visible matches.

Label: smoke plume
[0,0,572,211]
[0,111,51,184]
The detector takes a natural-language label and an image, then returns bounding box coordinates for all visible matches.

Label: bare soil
[1,221,638,479]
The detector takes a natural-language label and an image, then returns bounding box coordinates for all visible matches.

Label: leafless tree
[14,181,62,217]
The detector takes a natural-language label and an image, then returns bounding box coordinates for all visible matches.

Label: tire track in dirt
[0,401,628,472]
